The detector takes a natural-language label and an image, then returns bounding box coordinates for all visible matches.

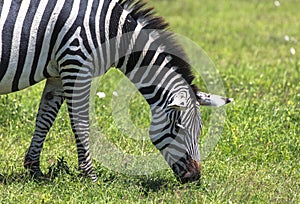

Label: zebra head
[149,87,202,183]
[150,86,233,183]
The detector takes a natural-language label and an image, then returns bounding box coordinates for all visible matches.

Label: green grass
[1,0,299,203]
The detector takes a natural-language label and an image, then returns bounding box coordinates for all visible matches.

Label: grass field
[0,0,299,203]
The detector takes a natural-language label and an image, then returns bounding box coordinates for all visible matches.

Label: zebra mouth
[181,169,201,183]
[181,160,201,183]
[172,157,201,183]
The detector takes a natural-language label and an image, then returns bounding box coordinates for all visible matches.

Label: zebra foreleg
[24,78,65,178]
[62,75,98,182]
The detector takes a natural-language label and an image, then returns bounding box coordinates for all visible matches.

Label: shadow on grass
[94,164,180,193]
[0,172,32,184]
[137,176,201,195]
[0,157,72,185]
[139,177,173,195]
[0,169,66,185]
[1,157,200,195]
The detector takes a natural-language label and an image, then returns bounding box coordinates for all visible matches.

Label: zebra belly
[0,0,62,94]
[0,67,46,94]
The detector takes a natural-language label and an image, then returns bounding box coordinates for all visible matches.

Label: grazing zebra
[0,0,232,183]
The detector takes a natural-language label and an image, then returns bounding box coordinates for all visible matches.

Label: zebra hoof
[90,173,98,183]
[78,162,98,182]
[78,171,98,182]
[78,168,98,182]
[27,168,47,181]
[24,159,45,180]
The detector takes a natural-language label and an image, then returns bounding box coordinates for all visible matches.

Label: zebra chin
[172,157,201,183]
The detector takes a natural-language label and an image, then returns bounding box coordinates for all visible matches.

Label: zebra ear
[196,91,234,107]
[167,92,188,111]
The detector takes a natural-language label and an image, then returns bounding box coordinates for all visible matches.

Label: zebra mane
[119,0,199,94]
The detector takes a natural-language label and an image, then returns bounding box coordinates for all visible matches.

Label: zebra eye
[167,99,188,111]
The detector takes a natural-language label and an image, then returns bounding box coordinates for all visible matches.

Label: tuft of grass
[0,0,299,203]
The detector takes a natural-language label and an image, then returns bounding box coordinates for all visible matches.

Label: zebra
[0,0,232,183]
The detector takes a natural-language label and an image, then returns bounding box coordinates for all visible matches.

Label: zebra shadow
[138,177,173,194]
[96,167,180,193]
[0,172,32,185]
[129,175,201,197]
[137,177,201,194]
[0,158,200,192]
[0,157,71,184]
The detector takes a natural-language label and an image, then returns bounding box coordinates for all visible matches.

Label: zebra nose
[180,160,201,183]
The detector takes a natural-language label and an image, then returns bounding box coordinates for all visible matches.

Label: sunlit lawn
[0,0,299,203]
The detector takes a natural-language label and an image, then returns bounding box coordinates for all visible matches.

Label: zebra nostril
[180,160,201,183]
[172,158,201,183]
[181,169,201,183]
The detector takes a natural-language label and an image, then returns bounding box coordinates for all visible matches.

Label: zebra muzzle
[180,159,201,183]
[172,157,201,183]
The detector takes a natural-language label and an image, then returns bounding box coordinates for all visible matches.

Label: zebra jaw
[196,91,234,107]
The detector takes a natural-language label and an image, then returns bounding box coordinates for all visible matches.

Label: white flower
[274,1,280,7]
[290,47,296,55]
[96,92,106,99]
[113,91,119,97]
[284,35,290,42]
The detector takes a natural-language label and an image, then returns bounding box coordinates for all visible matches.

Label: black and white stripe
[1,0,205,182]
